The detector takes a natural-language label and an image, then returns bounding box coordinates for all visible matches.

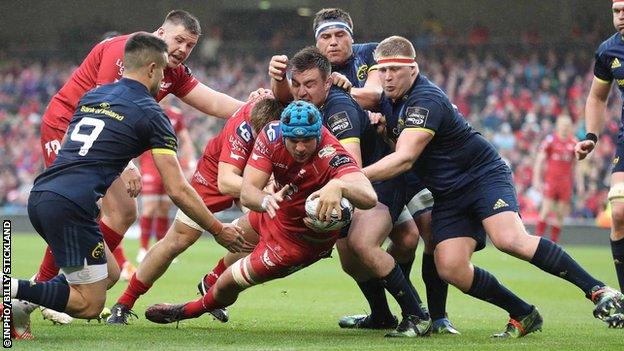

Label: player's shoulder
[325,86,359,108]
[353,43,378,55]
[96,33,131,50]
[259,121,282,143]
[167,63,194,78]
[597,32,622,55]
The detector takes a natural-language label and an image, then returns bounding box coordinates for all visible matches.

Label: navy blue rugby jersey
[593,32,624,142]
[332,43,378,88]
[380,74,506,198]
[33,78,177,216]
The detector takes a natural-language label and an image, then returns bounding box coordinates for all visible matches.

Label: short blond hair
[374,36,416,61]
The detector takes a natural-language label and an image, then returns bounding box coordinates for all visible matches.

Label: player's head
[614,0,624,35]
[101,31,121,41]
[124,32,169,97]
[374,36,419,101]
[249,97,284,137]
[156,10,201,68]
[313,8,354,66]
[280,101,323,163]
[289,46,332,108]
[555,114,573,138]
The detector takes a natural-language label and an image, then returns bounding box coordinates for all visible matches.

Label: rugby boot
[106,303,138,325]
[338,313,398,329]
[492,307,543,338]
[385,314,432,337]
[590,285,624,321]
[196,274,229,323]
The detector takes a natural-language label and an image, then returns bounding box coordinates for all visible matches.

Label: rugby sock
[117,274,151,309]
[530,237,604,295]
[382,263,427,319]
[467,266,533,319]
[611,238,624,291]
[356,279,393,320]
[550,226,561,243]
[99,220,123,251]
[15,275,69,312]
[422,253,448,320]
[139,216,152,250]
[112,246,127,267]
[206,258,227,286]
[398,257,415,282]
[35,247,60,282]
[536,220,547,237]
[155,217,169,241]
[183,286,228,318]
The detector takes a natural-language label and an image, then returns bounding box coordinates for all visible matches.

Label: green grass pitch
[8,232,624,350]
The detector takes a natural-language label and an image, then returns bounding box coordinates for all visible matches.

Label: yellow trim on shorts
[339,137,360,144]
[151,148,177,155]
[594,76,612,84]
[403,127,435,136]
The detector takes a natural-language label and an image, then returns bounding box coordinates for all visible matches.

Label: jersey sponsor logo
[230,151,244,161]
[357,64,369,81]
[404,107,429,128]
[318,145,336,158]
[327,111,353,136]
[492,198,509,210]
[193,171,209,185]
[261,249,276,268]
[251,153,262,161]
[329,154,354,168]
[160,81,173,90]
[236,121,253,143]
[91,242,105,259]
[265,123,279,142]
[613,58,622,69]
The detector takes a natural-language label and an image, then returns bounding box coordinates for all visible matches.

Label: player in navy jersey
[576,0,624,328]
[7,33,247,339]
[363,35,624,337]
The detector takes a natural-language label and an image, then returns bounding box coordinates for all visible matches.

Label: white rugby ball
[304,194,354,231]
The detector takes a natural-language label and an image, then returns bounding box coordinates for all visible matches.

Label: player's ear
[147,62,157,78]
[155,27,165,38]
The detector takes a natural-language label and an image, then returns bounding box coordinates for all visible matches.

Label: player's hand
[309,179,343,222]
[247,88,273,103]
[121,167,142,198]
[575,140,595,160]
[269,55,289,81]
[261,184,290,218]
[368,111,386,134]
[263,178,278,194]
[331,72,352,92]
[214,223,253,253]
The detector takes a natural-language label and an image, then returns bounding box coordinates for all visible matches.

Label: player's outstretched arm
[181,82,244,119]
[363,129,433,182]
[217,162,244,198]
[153,152,249,252]
[577,77,612,160]
[240,164,289,218]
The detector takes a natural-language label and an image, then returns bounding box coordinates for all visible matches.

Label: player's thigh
[347,202,393,250]
[388,216,419,252]
[101,176,138,223]
[235,213,261,244]
[168,211,206,248]
[433,236,476,280]
[414,210,434,252]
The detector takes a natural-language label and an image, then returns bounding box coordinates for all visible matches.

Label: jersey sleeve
[594,47,614,83]
[218,118,253,170]
[138,107,178,155]
[325,100,367,144]
[171,64,199,98]
[246,126,275,174]
[401,97,444,136]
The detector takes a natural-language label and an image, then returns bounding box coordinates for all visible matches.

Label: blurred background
[0,0,621,227]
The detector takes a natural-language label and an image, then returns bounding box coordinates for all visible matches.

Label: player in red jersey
[106,92,283,324]
[34,10,246,324]
[533,115,583,243]
[143,101,377,325]
[136,97,195,266]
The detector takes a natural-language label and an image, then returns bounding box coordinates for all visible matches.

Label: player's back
[33,78,177,217]
[382,74,505,198]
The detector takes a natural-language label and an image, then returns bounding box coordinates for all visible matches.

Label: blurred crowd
[1,38,622,221]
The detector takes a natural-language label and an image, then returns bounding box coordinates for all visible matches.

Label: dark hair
[250,98,284,134]
[163,10,201,35]
[124,32,168,72]
[313,8,353,33]
[289,46,331,80]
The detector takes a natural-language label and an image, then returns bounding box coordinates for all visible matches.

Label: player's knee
[346,235,375,260]
[433,252,466,284]
[391,229,419,253]
[489,231,525,254]
[612,205,624,230]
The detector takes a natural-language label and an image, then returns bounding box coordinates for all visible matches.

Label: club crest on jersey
[405,107,429,128]
[91,242,104,259]
[357,64,369,81]
[318,145,336,158]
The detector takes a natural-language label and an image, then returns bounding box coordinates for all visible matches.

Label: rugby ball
[304,194,354,231]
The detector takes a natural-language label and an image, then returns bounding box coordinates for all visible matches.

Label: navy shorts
[339,175,407,238]
[431,169,519,251]
[28,191,106,268]
[612,143,624,174]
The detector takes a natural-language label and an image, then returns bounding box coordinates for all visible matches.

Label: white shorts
[61,259,108,285]
[174,209,204,232]
[394,188,434,225]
